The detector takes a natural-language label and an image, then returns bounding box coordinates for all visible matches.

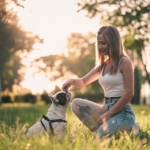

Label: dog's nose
[65,91,68,93]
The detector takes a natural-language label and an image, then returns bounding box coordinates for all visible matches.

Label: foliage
[37,32,104,95]
[41,93,51,104]
[14,95,25,103]
[76,92,104,103]
[65,32,96,77]
[23,93,36,104]
[50,85,62,95]
[77,0,150,83]
[2,95,12,103]
[0,104,150,149]
[1,92,38,104]
[0,0,44,90]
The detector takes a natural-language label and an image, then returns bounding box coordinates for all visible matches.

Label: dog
[25,91,72,139]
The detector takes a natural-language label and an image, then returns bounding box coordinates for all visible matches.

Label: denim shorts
[71,97,135,138]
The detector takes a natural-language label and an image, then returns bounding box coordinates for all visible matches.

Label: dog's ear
[48,93,59,103]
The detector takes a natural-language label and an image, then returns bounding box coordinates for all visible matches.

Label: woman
[62,25,139,138]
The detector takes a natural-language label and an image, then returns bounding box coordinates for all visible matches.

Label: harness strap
[40,119,47,131]
[40,114,67,134]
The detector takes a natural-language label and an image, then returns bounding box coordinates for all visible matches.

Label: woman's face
[97,34,109,56]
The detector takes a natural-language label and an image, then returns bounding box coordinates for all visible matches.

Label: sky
[16,0,100,94]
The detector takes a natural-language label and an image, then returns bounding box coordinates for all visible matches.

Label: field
[0,103,150,150]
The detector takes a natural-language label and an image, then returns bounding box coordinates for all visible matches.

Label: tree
[36,32,104,95]
[131,67,144,104]
[64,32,104,94]
[0,0,44,91]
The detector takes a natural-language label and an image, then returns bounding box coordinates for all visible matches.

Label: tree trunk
[142,62,150,84]
[137,51,150,84]
[0,73,2,105]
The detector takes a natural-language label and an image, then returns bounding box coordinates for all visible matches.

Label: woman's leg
[71,98,106,132]
[94,106,135,138]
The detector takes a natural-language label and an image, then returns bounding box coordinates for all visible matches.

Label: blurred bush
[14,95,24,103]
[2,96,12,103]
[41,94,51,104]
[75,93,104,103]
[23,94,37,104]
[1,92,37,104]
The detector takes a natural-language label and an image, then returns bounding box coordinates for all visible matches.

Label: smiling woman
[97,34,109,56]
[62,25,140,138]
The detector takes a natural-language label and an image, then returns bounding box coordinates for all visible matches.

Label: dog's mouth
[65,91,72,102]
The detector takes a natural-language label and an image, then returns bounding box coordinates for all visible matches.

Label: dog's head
[48,91,72,106]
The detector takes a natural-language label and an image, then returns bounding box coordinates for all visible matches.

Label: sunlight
[21,69,55,94]
[141,81,150,105]
[15,0,100,93]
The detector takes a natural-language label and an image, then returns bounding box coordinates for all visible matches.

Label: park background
[1,0,150,105]
[0,0,150,149]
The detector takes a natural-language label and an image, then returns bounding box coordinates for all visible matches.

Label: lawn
[0,103,150,150]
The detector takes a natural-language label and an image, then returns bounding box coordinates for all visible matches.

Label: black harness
[40,114,67,134]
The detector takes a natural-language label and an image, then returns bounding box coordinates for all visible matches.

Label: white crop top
[98,57,125,97]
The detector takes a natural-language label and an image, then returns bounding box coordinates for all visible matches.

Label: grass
[0,103,150,150]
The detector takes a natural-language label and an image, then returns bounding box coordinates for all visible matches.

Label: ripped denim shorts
[94,97,135,138]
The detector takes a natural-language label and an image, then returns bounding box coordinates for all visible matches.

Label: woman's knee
[71,98,81,108]
[71,98,80,112]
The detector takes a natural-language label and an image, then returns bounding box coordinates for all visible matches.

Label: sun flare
[15,0,100,93]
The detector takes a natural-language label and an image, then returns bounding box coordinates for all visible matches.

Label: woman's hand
[97,112,111,124]
[62,79,73,91]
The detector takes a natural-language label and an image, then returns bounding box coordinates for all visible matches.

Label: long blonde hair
[96,25,128,74]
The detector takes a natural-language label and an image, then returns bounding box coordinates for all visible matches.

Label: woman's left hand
[97,112,111,124]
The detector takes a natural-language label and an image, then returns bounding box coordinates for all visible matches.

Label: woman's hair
[96,25,130,74]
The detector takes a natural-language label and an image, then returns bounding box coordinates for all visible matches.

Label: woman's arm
[97,58,134,123]
[62,66,101,91]
[107,58,134,116]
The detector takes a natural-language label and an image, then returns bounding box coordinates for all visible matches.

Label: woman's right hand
[62,79,73,91]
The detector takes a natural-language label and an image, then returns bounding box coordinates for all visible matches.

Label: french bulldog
[25,91,72,139]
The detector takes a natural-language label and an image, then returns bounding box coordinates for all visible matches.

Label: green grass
[0,103,150,150]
